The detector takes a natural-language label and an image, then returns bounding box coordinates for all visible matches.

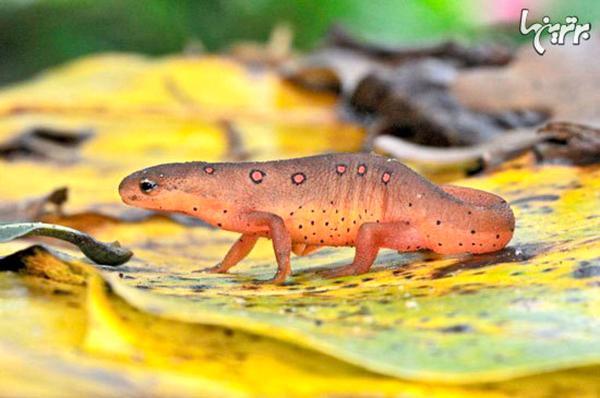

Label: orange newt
[119,153,515,283]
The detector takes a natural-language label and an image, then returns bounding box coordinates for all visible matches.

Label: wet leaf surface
[1,247,599,397]
[98,163,600,382]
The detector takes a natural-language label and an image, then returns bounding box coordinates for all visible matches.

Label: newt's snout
[119,168,164,206]
[119,163,196,212]
[118,172,144,205]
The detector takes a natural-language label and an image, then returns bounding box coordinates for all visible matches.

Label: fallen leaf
[0,222,132,266]
[452,38,600,125]
[91,163,600,383]
[1,246,598,397]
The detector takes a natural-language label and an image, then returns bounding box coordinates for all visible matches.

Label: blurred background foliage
[1,0,599,86]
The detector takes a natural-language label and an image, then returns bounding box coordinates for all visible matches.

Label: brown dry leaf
[452,38,600,125]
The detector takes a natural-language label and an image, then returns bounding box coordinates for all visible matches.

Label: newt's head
[119,162,220,213]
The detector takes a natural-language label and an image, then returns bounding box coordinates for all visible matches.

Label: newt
[119,153,515,283]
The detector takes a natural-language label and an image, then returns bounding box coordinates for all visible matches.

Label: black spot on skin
[408,203,412,207]
[436,220,441,225]
[311,221,315,225]
[471,230,476,234]
[223,209,228,213]
[193,207,198,211]
[299,225,303,229]
[217,223,222,227]
[304,236,308,240]
[290,212,294,216]
[320,239,324,243]
[459,243,463,246]
[496,234,500,239]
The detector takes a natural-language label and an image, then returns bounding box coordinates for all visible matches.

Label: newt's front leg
[320,221,416,278]
[204,234,259,274]
[205,212,291,283]
[245,211,292,284]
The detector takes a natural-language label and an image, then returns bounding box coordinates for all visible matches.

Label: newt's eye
[139,178,157,194]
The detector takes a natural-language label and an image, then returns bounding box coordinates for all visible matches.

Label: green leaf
[0,222,132,266]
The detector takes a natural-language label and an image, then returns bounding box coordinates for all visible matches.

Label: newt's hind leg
[204,234,259,273]
[320,221,420,278]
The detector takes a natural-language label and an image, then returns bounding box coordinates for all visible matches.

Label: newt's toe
[202,263,229,274]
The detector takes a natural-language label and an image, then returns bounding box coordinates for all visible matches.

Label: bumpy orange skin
[119,153,515,282]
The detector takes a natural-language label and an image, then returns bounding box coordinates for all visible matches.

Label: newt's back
[234,153,419,246]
